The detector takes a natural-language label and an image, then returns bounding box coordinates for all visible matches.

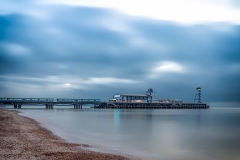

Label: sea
[3,104,240,160]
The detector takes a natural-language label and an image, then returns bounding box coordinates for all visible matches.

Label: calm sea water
[6,105,240,160]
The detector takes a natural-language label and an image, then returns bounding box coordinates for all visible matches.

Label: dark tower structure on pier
[194,86,202,103]
[146,88,154,96]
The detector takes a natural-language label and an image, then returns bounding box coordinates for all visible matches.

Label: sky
[0,0,240,104]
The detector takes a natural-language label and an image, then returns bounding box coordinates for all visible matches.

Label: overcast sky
[0,0,240,103]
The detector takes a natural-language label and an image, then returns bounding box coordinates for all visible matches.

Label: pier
[96,87,210,109]
[0,87,210,110]
[0,98,101,109]
[95,102,209,109]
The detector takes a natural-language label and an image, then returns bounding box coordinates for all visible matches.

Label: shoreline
[0,109,132,160]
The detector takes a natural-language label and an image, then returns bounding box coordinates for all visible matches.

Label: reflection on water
[114,109,120,134]
[16,107,240,160]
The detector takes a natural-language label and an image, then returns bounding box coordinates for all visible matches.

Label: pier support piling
[46,104,53,109]
[77,104,82,109]
[74,104,82,109]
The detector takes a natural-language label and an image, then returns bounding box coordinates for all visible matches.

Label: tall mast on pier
[146,88,154,96]
[194,86,202,103]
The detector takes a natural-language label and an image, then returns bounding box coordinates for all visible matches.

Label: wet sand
[0,109,130,160]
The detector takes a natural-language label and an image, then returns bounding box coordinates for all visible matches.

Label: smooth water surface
[13,107,240,160]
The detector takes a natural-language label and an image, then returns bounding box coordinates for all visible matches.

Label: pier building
[110,94,152,103]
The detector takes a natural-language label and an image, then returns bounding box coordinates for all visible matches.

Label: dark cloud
[0,5,240,103]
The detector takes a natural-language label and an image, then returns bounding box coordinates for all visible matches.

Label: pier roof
[118,94,151,97]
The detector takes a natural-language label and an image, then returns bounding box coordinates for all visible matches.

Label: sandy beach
[0,109,130,160]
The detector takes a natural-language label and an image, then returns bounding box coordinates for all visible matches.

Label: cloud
[45,0,240,24]
[0,4,240,102]
[0,75,138,90]
[153,61,184,73]
[1,43,31,56]
[87,77,137,85]
[149,61,185,79]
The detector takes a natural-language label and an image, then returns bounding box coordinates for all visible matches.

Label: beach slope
[0,109,129,160]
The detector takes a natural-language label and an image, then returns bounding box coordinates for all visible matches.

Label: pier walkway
[0,98,101,109]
